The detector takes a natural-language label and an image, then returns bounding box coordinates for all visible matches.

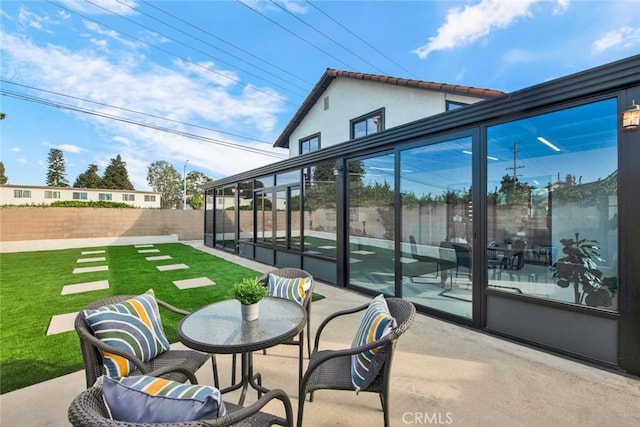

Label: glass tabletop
[178,297,306,354]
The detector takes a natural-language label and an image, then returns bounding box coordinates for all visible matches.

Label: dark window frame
[350,108,385,140]
[299,133,321,155]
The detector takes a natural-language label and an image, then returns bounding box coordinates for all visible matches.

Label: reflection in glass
[222,187,236,250]
[347,153,395,295]
[487,98,618,311]
[303,161,337,258]
[256,191,273,245]
[290,188,301,249]
[275,190,287,247]
[400,137,473,319]
[204,189,214,243]
[238,180,253,242]
[276,170,300,186]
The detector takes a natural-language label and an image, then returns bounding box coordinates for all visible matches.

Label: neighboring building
[274,68,504,157]
[203,56,640,377]
[0,184,161,208]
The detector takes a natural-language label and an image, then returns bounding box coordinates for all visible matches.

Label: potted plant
[233,277,268,321]
[503,237,513,250]
[553,233,612,307]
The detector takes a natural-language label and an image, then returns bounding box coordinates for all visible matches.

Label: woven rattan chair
[75,295,219,388]
[68,383,293,427]
[252,268,313,386]
[297,297,416,427]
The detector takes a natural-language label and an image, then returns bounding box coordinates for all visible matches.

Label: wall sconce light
[333,163,344,176]
[622,100,640,131]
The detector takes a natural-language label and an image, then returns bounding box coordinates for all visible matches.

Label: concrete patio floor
[1,241,639,426]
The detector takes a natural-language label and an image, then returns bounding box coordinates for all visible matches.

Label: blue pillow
[351,294,396,392]
[103,375,226,423]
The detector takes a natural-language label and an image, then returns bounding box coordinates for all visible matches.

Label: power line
[47,1,298,108]
[1,89,288,160]
[1,80,274,146]
[305,1,420,79]
[236,0,358,70]
[139,0,314,87]
[88,0,308,98]
[266,0,390,75]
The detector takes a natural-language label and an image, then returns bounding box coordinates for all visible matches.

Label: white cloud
[242,0,307,14]
[553,0,570,16]
[11,147,21,153]
[0,27,285,189]
[412,0,570,59]
[592,27,640,54]
[502,49,538,64]
[57,144,86,153]
[58,0,140,16]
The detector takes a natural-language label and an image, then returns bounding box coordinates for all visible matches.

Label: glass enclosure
[302,160,338,258]
[347,153,395,294]
[487,98,618,311]
[400,137,474,319]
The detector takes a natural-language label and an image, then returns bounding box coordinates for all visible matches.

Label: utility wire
[267,0,390,75]
[1,80,274,146]
[140,0,313,87]
[306,1,420,79]
[46,1,297,108]
[84,0,306,98]
[236,0,358,70]
[1,89,288,159]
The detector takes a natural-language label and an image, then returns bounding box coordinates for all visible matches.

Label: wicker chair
[68,383,293,427]
[297,297,416,427]
[75,295,219,388]
[257,268,314,385]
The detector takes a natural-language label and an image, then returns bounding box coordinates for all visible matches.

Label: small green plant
[233,277,268,305]
[503,237,513,245]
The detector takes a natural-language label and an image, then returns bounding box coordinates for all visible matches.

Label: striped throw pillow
[84,289,170,378]
[267,273,312,305]
[351,294,396,392]
[103,375,226,422]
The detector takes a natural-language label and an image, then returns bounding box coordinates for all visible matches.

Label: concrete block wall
[0,207,203,242]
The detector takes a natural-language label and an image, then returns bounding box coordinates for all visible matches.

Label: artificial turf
[0,242,321,394]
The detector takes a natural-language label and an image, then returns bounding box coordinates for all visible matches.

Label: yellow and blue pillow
[103,375,226,422]
[267,273,312,305]
[351,294,396,392]
[83,289,170,378]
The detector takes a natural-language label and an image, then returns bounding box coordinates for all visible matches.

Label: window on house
[98,193,112,201]
[350,108,384,139]
[44,190,60,199]
[144,195,156,202]
[446,100,468,111]
[122,194,135,201]
[13,189,31,198]
[73,192,88,200]
[300,134,320,155]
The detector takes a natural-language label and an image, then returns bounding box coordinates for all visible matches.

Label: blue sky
[1,0,639,191]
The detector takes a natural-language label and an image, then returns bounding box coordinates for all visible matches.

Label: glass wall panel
[400,137,473,319]
[256,191,273,245]
[275,190,287,247]
[214,188,225,248]
[204,189,214,245]
[238,180,253,243]
[347,153,395,294]
[303,161,337,258]
[222,186,236,251]
[487,98,618,311]
[276,170,300,186]
[290,188,301,249]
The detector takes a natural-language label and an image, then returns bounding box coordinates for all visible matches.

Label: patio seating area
[1,241,639,426]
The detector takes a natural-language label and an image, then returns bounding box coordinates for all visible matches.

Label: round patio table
[179,297,306,405]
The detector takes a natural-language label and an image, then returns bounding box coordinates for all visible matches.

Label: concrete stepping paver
[156,263,189,271]
[76,257,106,263]
[138,249,160,253]
[173,277,215,290]
[146,255,172,261]
[81,250,105,255]
[46,312,77,335]
[73,265,109,274]
[134,244,154,248]
[61,280,109,295]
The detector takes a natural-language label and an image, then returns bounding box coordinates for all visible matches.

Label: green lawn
[0,243,274,393]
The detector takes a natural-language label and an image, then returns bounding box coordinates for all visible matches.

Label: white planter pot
[241,303,259,321]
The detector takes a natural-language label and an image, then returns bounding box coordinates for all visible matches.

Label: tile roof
[273,68,505,148]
